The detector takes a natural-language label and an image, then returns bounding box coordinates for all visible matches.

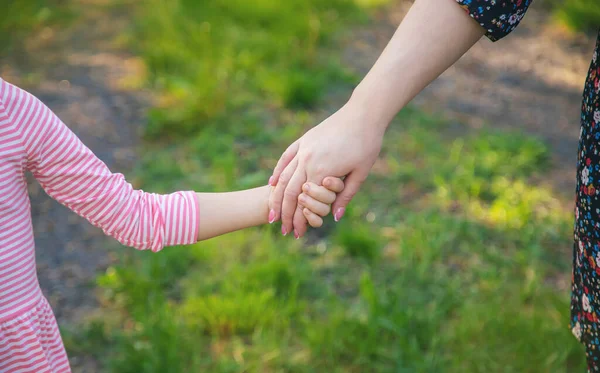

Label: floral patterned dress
[455,0,600,370]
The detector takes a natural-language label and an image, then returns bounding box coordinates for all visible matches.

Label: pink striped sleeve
[0,79,199,252]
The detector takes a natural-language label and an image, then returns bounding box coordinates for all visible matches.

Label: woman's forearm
[348,0,485,131]
[196,186,270,241]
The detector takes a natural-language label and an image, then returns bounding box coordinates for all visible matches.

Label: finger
[302,182,336,205]
[298,193,330,216]
[281,165,306,236]
[268,158,298,223]
[322,176,345,193]
[292,205,308,239]
[332,170,367,222]
[303,208,324,228]
[270,141,299,186]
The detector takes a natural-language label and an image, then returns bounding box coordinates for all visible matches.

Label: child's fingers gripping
[323,176,345,193]
[303,208,324,228]
[302,182,336,205]
[298,193,330,217]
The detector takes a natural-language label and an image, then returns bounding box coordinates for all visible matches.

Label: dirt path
[343,2,595,200]
[1,1,149,370]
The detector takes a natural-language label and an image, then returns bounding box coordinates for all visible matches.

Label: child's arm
[196,177,343,240]
[196,187,271,240]
[1,79,342,250]
[2,79,197,252]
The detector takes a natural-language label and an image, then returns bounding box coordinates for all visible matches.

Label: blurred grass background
[2,0,600,372]
[547,0,600,32]
[0,0,73,55]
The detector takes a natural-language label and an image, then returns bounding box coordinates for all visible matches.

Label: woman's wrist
[345,90,393,135]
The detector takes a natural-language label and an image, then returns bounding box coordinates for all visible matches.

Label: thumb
[332,170,366,222]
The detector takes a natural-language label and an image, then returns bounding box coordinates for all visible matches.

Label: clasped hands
[266,103,385,238]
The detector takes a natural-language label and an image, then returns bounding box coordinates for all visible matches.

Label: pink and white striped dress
[0,77,199,372]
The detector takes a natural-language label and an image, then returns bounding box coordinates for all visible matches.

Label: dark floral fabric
[573,34,600,372]
[456,0,533,41]
[456,0,600,370]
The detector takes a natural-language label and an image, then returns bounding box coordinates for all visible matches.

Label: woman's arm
[349,0,530,130]
[268,0,532,238]
[346,0,486,132]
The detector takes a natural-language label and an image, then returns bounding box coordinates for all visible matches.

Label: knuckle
[284,189,299,199]
[285,143,296,154]
[282,209,294,220]
[304,186,315,198]
[341,195,353,204]
[300,150,313,163]
[278,173,290,185]
[315,165,326,177]
[345,187,359,198]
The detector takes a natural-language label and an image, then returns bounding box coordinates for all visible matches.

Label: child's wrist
[259,185,271,224]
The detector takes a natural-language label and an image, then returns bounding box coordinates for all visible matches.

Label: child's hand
[297,177,344,228]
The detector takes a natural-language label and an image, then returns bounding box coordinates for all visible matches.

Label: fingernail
[268,176,274,186]
[303,183,310,192]
[282,226,287,236]
[268,209,276,224]
[334,208,345,222]
[294,230,299,239]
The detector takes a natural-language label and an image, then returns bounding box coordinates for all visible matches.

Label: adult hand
[268,102,386,238]
[267,0,485,238]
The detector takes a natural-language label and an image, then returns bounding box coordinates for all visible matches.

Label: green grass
[42,0,586,371]
[123,0,367,139]
[546,0,600,32]
[64,106,585,372]
[0,0,73,56]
